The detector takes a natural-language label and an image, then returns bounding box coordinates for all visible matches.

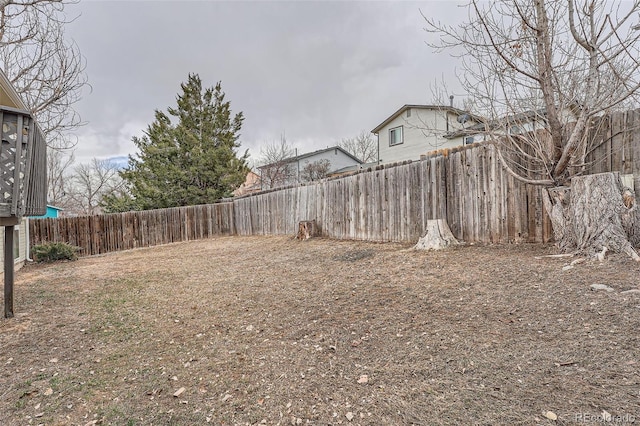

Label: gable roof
[258,146,363,169]
[371,104,484,134]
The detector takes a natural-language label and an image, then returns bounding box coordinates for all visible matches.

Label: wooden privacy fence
[30,109,640,257]
[31,143,552,258]
[229,109,640,244]
[586,109,640,176]
[29,203,235,257]
[234,143,552,244]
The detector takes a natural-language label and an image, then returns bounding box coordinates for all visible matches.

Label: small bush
[32,242,81,263]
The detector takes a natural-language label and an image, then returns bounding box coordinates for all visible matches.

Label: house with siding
[30,205,63,219]
[233,171,261,197]
[371,104,484,165]
[257,146,362,189]
[0,223,29,272]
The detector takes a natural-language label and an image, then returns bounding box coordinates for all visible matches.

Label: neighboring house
[371,104,484,165]
[258,146,362,189]
[0,222,29,272]
[30,205,63,219]
[233,171,261,197]
[0,206,66,273]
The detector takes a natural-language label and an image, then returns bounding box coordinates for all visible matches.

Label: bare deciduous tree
[66,158,124,216]
[46,147,74,208]
[1,0,87,210]
[300,159,330,182]
[338,130,377,163]
[0,0,87,150]
[426,0,640,259]
[257,135,296,189]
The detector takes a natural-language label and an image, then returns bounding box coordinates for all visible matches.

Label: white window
[406,108,411,118]
[389,126,403,146]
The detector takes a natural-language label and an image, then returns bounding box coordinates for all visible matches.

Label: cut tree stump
[297,220,318,240]
[414,219,459,250]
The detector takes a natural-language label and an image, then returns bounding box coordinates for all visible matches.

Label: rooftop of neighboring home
[328,161,378,177]
[257,146,362,169]
[443,106,584,139]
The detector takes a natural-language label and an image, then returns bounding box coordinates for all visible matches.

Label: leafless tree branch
[256,135,296,189]
[425,0,640,186]
[65,158,124,215]
[0,0,87,151]
[338,130,376,163]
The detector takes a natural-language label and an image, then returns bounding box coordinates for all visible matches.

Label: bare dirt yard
[1,235,640,426]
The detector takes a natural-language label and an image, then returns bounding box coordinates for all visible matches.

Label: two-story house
[371,104,483,165]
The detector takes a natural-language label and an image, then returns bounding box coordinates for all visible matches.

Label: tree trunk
[414,219,459,250]
[544,172,639,261]
[297,220,318,240]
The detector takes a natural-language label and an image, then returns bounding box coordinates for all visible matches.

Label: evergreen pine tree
[106,74,248,211]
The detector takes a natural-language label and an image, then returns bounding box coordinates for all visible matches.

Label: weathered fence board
[227,144,547,244]
[30,203,235,257]
[29,144,544,255]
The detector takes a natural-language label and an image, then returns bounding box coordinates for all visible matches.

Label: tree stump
[297,220,317,240]
[414,219,459,250]
[544,172,640,261]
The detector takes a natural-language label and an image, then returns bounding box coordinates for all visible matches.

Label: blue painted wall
[30,205,62,219]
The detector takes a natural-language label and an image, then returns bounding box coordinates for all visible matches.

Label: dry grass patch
[1,235,640,425]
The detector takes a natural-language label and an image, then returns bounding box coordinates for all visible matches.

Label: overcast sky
[65,1,468,166]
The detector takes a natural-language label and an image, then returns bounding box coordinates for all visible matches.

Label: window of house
[406,108,411,118]
[389,126,403,146]
[508,125,522,135]
[465,136,475,145]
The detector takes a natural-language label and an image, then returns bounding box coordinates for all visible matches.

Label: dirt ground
[1,236,640,426]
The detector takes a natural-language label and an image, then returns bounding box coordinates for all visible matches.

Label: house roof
[443,122,489,139]
[258,146,363,169]
[443,108,549,139]
[0,69,28,111]
[328,161,378,176]
[371,104,484,134]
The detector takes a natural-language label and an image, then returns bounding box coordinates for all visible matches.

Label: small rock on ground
[590,284,615,292]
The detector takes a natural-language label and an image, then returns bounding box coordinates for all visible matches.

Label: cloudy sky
[65,1,468,166]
